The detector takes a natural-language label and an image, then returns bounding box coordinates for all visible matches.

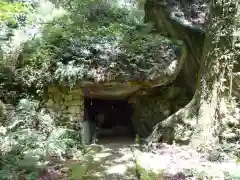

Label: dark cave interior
[84,97,135,139]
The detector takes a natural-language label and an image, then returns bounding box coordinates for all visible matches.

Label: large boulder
[144,0,207,92]
[144,0,240,100]
[0,0,189,101]
[132,86,190,138]
[13,0,187,100]
[47,30,186,99]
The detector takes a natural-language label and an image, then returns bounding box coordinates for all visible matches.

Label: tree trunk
[148,0,239,151]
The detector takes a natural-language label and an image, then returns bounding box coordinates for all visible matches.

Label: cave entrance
[83,97,135,143]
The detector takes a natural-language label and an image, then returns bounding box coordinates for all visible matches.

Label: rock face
[144,0,206,92]
[144,0,240,99]
[52,36,186,90]
[82,83,141,99]
[41,0,192,143]
[46,1,187,87]
[233,66,240,99]
[132,86,190,138]
[47,33,187,101]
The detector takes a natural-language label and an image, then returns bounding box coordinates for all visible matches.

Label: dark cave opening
[84,97,135,141]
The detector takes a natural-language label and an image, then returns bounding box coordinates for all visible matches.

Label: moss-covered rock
[144,0,240,101]
[144,0,206,93]
[68,155,93,180]
[132,86,189,138]
[144,0,240,145]
[67,144,102,179]
[132,97,171,137]
[17,0,186,90]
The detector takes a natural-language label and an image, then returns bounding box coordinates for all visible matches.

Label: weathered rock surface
[144,0,205,92]
[40,0,188,99]
[51,35,186,99]
[132,86,190,137]
[144,0,240,99]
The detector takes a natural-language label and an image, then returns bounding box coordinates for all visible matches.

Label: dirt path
[85,137,138,180]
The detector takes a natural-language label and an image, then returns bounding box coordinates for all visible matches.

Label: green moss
[132,96,171,137]
[68,155,93,180]
[67,145,102,180]
[136,162,166,180]
[180,44,187,65]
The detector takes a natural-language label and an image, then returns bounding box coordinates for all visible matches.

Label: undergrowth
[0,99,83,179]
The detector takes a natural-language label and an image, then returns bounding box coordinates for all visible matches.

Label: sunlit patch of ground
[135,143,240,179]
[85,137,137,180]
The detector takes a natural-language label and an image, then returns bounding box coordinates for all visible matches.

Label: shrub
[0,99,83,179]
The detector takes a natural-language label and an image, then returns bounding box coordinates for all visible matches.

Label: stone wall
[45,86,84,126]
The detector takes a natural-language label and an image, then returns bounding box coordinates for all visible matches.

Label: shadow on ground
[85,137,137,180]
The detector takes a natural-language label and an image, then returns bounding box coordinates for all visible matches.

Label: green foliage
[17,0,141,86]
[0,0,27,22]
[0,0,36,102]
[136,163,166,180]
[0,0,31,34]
[15,38,52,90]
[69,155,93,180]
[135,134,140,145]
[17,0,182,87]
[0,99,83,179]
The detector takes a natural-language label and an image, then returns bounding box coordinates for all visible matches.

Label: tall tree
[149,0,240,151]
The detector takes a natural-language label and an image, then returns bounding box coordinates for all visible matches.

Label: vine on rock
[148,0,240,153]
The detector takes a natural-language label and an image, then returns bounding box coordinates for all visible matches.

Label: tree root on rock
[147,96,198,145]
